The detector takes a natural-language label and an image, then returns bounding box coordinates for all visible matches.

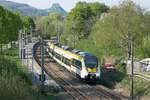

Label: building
[140,58,150,72]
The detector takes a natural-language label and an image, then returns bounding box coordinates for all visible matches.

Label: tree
[142,36,150,57]
[0,6,22,44]
[0,6,22,53]
[36,13,64,38]
[89,2,109,18]
[63,2,108,46]
[0,6,6,44]
[22,16,35,33]
[9,12,22,42]
[65,2,92,40]
[143,12,150,36]
[91,0,145,59]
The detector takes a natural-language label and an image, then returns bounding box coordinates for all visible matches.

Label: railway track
[34,44,128,100]
[135,73,150,82]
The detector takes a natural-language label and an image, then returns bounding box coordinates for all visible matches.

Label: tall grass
[0,48,57,100]
[0,53,36,100]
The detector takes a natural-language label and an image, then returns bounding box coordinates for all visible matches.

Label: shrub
[115,63,127,74]
[0,56,35,100]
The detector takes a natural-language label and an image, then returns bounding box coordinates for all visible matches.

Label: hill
[0,0,67,16]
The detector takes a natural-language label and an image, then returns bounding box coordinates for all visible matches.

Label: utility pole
[30,25,33,43]
[27,46,29,68]
[19,30,22,58]
[30,25,34,73]
[21,32,23,65]
[32,44,34,78]
[130,38,134,100]
[25,29,29,67]
[31,36,35,82]
[57,21,60,44]
[40,36,45,92]
[21,30,25,65]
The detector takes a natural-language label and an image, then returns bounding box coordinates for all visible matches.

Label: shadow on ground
[98,68,126,89]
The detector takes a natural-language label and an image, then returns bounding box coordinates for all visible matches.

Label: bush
[0,73,35,100]
[115,63,127,74]
[0,56,35,100]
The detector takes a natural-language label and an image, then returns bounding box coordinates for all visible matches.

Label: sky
[6,0,150,12]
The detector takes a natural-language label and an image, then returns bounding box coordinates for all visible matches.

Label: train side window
[49,48,52,52]
[72,59,82,69]
[51,49,54,55]
[63,57,70,66]
[55,52,61,60]
[66,58,70,66]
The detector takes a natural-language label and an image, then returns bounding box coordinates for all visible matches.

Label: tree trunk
[128,39,132,60]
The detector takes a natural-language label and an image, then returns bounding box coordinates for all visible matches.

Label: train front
[80,53,100,81]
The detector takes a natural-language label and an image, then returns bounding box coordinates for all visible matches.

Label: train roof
[78,52,96,58]
[72,49,80,54]
[48,42,96,59]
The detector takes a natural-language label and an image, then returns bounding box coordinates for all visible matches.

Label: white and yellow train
[46,41,100,81]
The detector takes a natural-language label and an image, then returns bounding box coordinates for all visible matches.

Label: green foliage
[115,63,127,74]
[61,0,149,67]
[62,2,108,45]
[0,54,35,100]
[89,2,109,16]
[0,6,22,44]
[142,36,150,57]
[66,2,92,38]
[75,38,102,60]
[0,48,55,100]
[143,12,150,36]
[134,77,150,97]
[99,70,126,88]
[2,48,18,56]
[36,13,64,38]
[22,16,35,32]
[76,0,148,60]
[0,74,35,100]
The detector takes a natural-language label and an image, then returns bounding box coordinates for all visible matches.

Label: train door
[71,59,82,77]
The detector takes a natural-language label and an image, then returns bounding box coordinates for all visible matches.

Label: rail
[33,43,127,100]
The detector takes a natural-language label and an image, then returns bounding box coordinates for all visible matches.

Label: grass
[134,77,150,98]
[0,48,57,100]
[97,66,150,99]
[0,55,35,100]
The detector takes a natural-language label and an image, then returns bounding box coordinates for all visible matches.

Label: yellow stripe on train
[87,68,97,73]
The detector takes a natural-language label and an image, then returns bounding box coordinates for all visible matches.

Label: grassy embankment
[0,48,58,100]
[98,68,150,99]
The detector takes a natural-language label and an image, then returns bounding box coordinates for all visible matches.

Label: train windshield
[85,58,98,68]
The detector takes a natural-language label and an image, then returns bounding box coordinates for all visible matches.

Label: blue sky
[7,0,150,11]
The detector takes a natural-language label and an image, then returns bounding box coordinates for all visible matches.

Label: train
[46,41,101,81]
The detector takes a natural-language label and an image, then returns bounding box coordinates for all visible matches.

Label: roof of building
[140,58,150,64]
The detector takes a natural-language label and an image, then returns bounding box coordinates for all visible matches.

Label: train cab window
[72,59,82,69]
[85,57,98,68]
